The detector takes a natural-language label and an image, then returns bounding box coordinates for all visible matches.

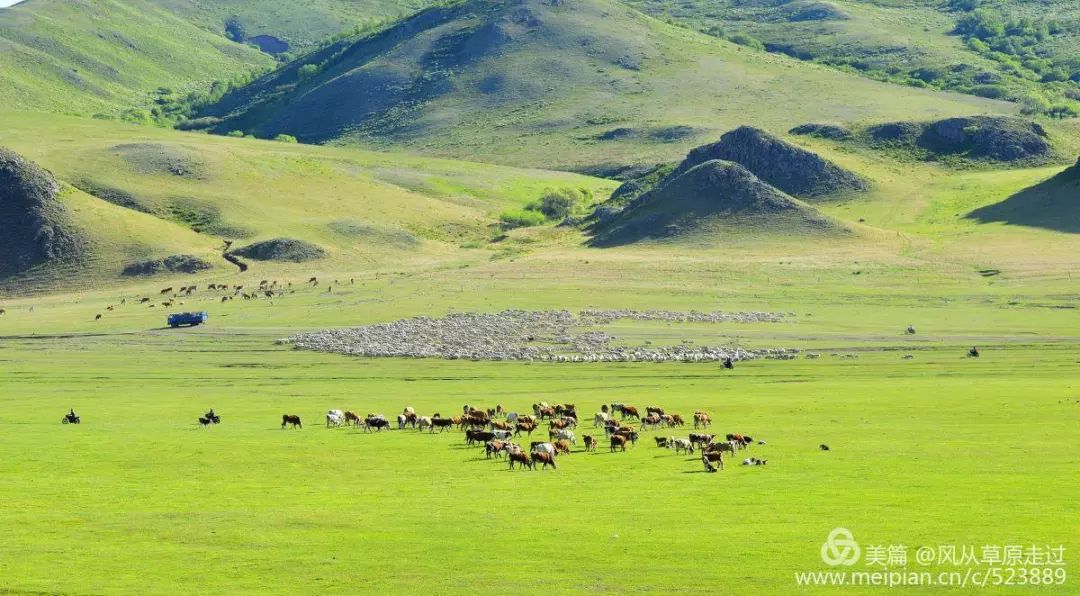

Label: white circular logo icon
[821,527,861,566]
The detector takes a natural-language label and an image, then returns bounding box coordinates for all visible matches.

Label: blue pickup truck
[167,311,209,328]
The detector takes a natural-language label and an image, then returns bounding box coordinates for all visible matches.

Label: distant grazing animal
[364,415,390,432]
[491,429,513,441]
[281,415,302,429]
[508,451,533,470]
[593,412,609,427]
[530,442,556,457]
[95,314,102,320]
[505,412,519,423]
[485,440,509,459]
[139,297,150,303]
[621,406,640,420]
[553,439,572,455]
[640,414,663,429]
[693,412,711,429]
[466,430,496,446]
[515,421,538,436]
[706,441,737,456]
[120,299,126,305]
[326,410,346,428]
[308,277,318,284]
[198,416,212,428]
[106,305,114,311]
[583,435,597,452]
[614,430,639,445]
[431,418,455,433]
[536,406,556,420]
[654,436,671,449]
[489,420,512,431]
[646,406,664,417]
[345,411,362,427]
[702,451,725,470]
[689,433,714,448]
[673,439,694,455]
[417,416,433,431]
[549,418,574,430]
[533,451,557,470]
[610,434,629,452]
[670,414,685,427]
[820,444,830,451]
[160,288,173,295]
[549,429,576,444]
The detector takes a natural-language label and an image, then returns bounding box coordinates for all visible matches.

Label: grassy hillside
[0,112,615,293]
[195,0,1013,172]
[0,0,274,116]
[625,0,1080,116]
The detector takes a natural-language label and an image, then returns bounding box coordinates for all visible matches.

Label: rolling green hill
[0,0,274,115]
[624,0,1080,116]
[0,111,615,293]
[194,0,1013,172]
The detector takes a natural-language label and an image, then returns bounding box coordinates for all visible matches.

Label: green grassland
[0,249,1077,593]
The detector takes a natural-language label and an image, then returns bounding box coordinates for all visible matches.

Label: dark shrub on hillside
[122,255,212,276]
[229,238,325,262]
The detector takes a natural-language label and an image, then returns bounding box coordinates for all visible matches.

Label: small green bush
[274,134,298,143]
[298,64,320,81]
[728,33,765,51]
[226,130,246,138]
[499,209,546,229]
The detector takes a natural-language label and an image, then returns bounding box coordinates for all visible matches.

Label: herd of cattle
[275,402,767,473]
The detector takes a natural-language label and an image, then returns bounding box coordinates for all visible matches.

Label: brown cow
[536,406,556,420]
[640,414,663,429]
[490,420,512,431]
[583,435,597,452]
[610,434,629,452]
[621,406,640,420]
[533,451,557,470]
[693,412,711,429]
[281,414,302,429]
[485,440,509,459]
[689,433,714,448]
[702,451,725,471]
[549,418,574,430]
[508,451,533,470]
[514,421,538,436]
[671,414,685,427]
[646,406,664,417]
[705,441,737,456]
[344,411,362,427]
[553,439,572,455]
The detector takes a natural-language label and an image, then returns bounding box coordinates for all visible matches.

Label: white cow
[550,429,576,444]
[326,409,346,428]
[417,416,432,431]
[531,442,556,455]
[492,429,514,441]
[673,439,694,455]
[593,412,609,427]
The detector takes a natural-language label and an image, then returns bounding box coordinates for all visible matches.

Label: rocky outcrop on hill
[0,148,82,277]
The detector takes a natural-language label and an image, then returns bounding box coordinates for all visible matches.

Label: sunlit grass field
[0,259,1077,593]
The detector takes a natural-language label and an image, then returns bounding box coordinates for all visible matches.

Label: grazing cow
[403,407,416,416]
[140,297,150,303]
[673,439,694,455]
[431,418,455,433]
[705,441,737,456]
[726,434,753,449]
[365,416,390,432]
[281,415,302,429]
[554,403,576,416]
[621,406,640,420]
[417,416,432,431]
[198,416,212,428]
[490,420,512,431]
[466,430,496,446]
[553,439,572,455]
[693,412,711,429]
[654,436,671,449]
[533,452,557,470]
[517,415,537,425]
[640,414,663,430]
[549,429,576,444]
[689,433,714,448]
[549,418,575,430]
[536,406,556,420]
[508,451,533,470]
[343,411,361,427]
[670,414,685,427]
[593,412,609,427]
[106,305,114,311]
[583,435,597,452]
[397,414,409,430]
[614,430,640,445]
[646,406,664,417]
[702,451,725,471]
[531,442,556,456]
[326,410,346,428]
[610,434,629,452]
[485,440,510,459]
[531,402,550,415]
[95,314,102,321]
[491,429,513,441]
[514,421,538,436]
[160,288,172,295]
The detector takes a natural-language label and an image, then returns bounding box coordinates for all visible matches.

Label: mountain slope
[196,0,1013,171]
[590,159,850,246]
[0,0,272,116]
[966,158,1080,233]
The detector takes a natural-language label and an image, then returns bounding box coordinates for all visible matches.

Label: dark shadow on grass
[966,160,1080,233]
